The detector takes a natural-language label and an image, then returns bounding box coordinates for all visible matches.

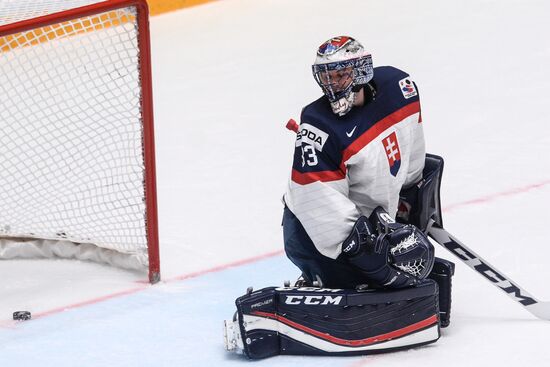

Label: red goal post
[0,0,160,283]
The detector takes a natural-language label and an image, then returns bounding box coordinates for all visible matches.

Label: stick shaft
[428,225,550,320]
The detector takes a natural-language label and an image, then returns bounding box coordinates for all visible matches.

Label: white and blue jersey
[284,66,425,260]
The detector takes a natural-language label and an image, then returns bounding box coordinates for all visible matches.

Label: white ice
[1,0,550,366]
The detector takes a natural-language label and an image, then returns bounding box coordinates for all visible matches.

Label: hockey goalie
[224,36,455,359]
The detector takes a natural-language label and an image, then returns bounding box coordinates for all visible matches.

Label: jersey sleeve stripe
[340,101,420,170]
[291,168,346,185]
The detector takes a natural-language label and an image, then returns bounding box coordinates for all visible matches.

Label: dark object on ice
[13,311,31,321]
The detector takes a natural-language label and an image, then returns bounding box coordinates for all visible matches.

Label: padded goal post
[0,0,160,283]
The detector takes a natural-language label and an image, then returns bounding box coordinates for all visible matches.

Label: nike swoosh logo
[346,125,357,138]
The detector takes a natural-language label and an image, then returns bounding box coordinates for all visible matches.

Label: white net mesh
[0,2,151,270]
[0,0,107,26]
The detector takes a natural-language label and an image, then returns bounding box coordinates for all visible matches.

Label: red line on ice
[39,249,283,316]
[0,249,284,327]
[162,249,284,282]
[0,286,148,328]
[442,179,550,213]
[4,179,549,325]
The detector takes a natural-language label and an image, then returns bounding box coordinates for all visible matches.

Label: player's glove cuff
[340,216,377,257]
[369,206,406,233]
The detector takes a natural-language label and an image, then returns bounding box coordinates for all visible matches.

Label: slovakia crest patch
[382,132,401,177]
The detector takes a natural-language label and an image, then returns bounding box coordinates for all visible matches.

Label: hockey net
[0,0,160,283]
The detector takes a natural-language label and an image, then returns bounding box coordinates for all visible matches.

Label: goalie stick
[427,221,550,321]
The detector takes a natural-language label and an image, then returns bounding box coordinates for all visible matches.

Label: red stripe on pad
[251,310,438,347]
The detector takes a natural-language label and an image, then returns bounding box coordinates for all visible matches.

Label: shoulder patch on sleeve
[399,77,418,99]
[296,123,329,152]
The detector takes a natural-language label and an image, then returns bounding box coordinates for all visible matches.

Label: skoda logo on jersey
[382,132,401,177]
[295,123,329,152]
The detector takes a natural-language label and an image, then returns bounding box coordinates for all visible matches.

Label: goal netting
[0,0,160,283]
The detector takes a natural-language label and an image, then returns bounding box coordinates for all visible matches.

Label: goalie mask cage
[0,0,160,283]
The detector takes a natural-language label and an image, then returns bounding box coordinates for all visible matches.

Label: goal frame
[0,0,160,283]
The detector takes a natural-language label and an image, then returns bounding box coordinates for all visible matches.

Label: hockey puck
[13,311,31,321]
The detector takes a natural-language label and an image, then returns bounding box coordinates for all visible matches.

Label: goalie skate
[223,314,244,353]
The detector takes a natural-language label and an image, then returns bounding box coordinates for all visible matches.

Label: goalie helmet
[312,36,373,116]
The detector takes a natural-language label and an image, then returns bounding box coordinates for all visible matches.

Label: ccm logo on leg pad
[284,295,343,305]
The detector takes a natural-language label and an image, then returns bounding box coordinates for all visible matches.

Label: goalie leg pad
[428,257,455,328]
[224,281,441,359]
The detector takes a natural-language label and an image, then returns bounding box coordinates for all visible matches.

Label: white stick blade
[526,302,550,321]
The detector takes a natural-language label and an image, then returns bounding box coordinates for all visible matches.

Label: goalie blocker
[224,281,440,359]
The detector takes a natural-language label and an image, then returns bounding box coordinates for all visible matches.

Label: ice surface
[1,0,550,365]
